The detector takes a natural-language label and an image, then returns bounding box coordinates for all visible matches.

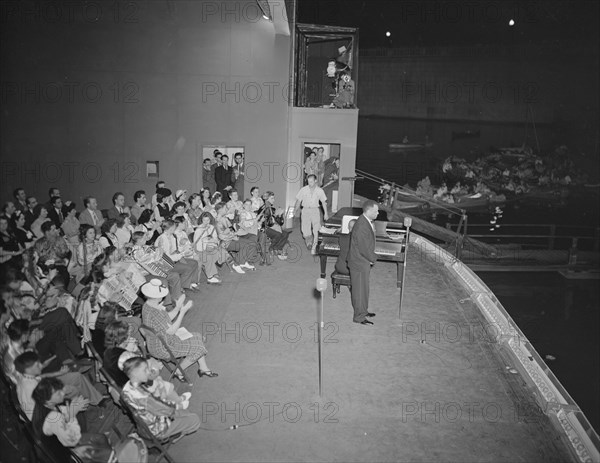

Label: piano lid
[326,207,389,227]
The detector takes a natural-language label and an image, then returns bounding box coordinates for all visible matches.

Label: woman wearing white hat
[140,279,217,379]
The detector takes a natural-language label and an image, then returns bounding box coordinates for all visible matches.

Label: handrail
[355,168,466,217]
[446,223,599,248]
[449,223,599,231]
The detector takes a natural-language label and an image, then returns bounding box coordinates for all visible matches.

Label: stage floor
[169,226,571,462]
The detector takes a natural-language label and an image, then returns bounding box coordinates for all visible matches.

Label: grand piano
[316,207,409,288]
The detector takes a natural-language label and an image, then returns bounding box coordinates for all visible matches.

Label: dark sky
[298,0,599,48]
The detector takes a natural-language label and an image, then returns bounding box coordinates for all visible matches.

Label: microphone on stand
[316,278,327,292]
[316,278,327,397]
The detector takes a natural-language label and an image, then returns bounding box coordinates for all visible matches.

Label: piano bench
[331,271,351,298]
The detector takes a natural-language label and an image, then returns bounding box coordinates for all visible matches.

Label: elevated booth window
[295,24,359,108]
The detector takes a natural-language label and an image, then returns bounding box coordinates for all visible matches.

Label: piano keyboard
[375,248,397,256]
[322,243,398,256]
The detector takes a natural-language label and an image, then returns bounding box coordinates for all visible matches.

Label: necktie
[174,234,179,252]
[58,209,63,223]
[90,210,97,225]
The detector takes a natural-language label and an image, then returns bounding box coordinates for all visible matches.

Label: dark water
[477,271,600,430]
[355,116,600,431]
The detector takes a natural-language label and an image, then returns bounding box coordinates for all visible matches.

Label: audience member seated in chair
[25,287,86,369]
[154,220,200,294]
[3,319,47,383]
[121,356,198,441]
[103,320,145,388]
[236,199,262,265]
[192,212,241,284]
[31,377,114,463]
[33,221,71,284]
[121,353,190,408]
[91,301,143,358]
[14,351,104,420]
[76,225,104,283]
[214,203,254,274]
[140,279,218,380]
[258,191,292,260]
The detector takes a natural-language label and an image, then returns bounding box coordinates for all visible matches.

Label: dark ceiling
[297,0,599,48]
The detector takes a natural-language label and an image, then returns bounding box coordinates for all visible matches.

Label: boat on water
[387,189,508,215]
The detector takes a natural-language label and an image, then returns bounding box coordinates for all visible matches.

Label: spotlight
[509,19,515,26]
[385,31,391,37]
[256,0,272,21]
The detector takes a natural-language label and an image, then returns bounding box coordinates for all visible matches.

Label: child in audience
[31,377,113,463]
[14,350,103,420]
[122,356,199,439]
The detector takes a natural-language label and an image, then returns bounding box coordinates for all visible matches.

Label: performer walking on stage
[347,200,379,325]
[293,174,328,255]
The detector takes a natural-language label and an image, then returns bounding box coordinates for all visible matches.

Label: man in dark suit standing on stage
[335,219,356,275]
[347,200,379,325]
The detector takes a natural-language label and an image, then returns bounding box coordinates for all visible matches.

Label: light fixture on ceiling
[256,0,272,21]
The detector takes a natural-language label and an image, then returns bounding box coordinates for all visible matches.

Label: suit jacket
[78,208,105,232]
[334,233,351,275]
[232,162,245,197]
[47,207,65,228]
[347,215,378,270]
[215,166,234,197]
[106,206,126,221]
[130,204,147,226]
[24,209,36,230]
[15,201,27,213]
[202,167,217,194]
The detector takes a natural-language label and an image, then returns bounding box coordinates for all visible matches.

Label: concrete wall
[0,0,293,208]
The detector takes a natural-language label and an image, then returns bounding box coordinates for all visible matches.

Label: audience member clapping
[31,378,113,462]
[141,279,217,379]
[121,356,198,440]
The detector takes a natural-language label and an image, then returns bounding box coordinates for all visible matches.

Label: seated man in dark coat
[334,219,356,275]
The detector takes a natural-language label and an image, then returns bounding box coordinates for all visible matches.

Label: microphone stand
[399,217,411,319]
[316,278,327,397]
